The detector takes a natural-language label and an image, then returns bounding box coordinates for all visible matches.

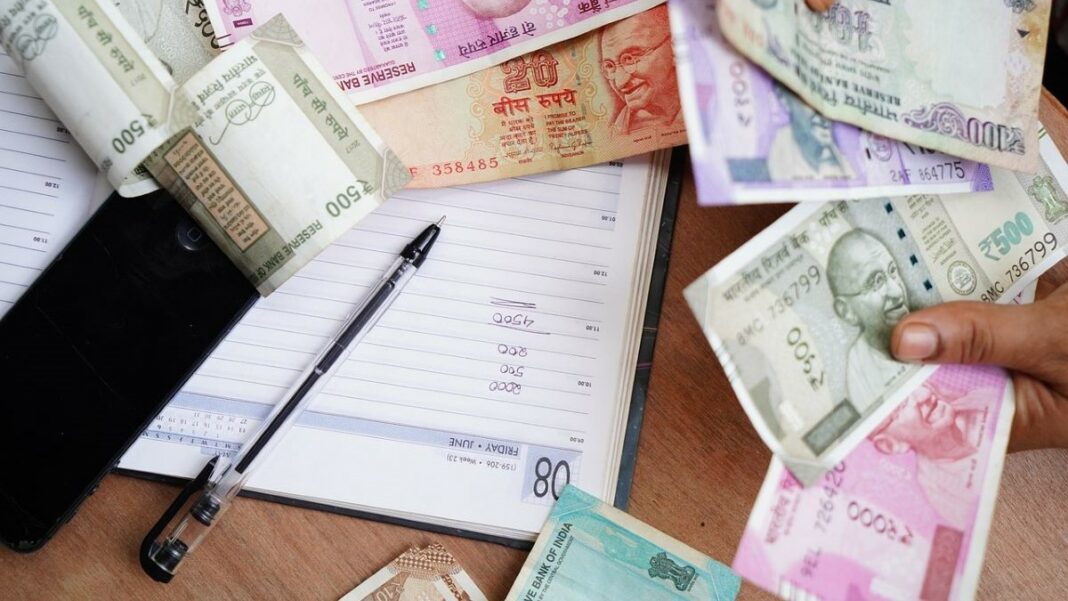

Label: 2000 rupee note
[735,364,1015,601]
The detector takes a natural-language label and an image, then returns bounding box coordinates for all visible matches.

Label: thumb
[805,0,835,11]
[890,301,1055,376]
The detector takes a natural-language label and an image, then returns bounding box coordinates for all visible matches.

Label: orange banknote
[360,5,686,188]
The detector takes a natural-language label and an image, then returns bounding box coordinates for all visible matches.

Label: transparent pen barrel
[147,257,415,576]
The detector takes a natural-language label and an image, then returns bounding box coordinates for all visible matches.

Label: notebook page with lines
[120,150,671,541]
[0,50,104,319]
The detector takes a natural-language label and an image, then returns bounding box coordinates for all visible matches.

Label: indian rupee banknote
[733,364,1014,601]
[1,1,408,292]
[112,0,230,83]
[360,5,686,188]
[667,0,993,204]
[340,543,488,601]
[0,0,180,195]
[144,14,409,294]
[504,485,741,600]
[714,0,1051,171]
[203,0,663,104]
[684,132,1068,483]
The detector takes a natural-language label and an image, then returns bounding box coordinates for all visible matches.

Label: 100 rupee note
[684,132,1068,483]
[714,0,1051,171]
[667,0,993,204]
[734,364,1014,601]
[504,485,741,600]
[359,5,686,188]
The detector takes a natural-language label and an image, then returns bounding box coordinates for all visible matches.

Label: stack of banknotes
[3,0,1065,598]
[672,1,1065,599]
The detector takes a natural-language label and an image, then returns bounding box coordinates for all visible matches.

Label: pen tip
[436,215,447,226]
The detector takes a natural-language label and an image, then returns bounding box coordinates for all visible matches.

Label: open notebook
[120,150,674,543]
[0,49,105,319]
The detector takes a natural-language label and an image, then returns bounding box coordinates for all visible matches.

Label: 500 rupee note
[0,0,177,195]
[684,132,1068,483]
[145,14,409,294]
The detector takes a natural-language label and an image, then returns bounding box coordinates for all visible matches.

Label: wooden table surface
[3,93,1068,600]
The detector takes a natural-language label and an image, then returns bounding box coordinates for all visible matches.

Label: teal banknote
[505,486,740,600]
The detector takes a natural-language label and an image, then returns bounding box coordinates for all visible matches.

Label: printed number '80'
[532,457,570,500]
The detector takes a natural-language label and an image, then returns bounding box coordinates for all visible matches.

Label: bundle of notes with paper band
[0,1,408,295]
[684,133,1068,484]
[202,0,664,103]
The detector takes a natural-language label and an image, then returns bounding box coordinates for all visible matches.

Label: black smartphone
[0,190,257,551]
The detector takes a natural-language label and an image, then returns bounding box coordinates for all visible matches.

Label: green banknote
[1,1,408,294]
[715,0,1051,171]
[145,15,408,295]
[0,0,177,195]
[504,486,740,600]
[685,132,1068,484]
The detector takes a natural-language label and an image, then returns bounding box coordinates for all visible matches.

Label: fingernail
[896,323,939,362]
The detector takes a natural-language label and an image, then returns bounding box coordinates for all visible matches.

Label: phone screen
[0,191,257,550]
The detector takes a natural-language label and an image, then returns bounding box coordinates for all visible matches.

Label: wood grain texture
[2,95,1067,600]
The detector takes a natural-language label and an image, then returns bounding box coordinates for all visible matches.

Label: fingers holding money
[891,285,1068,451]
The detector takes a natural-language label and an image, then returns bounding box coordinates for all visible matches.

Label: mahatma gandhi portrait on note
[827,229,911,412]
[459,0,532,18]
[768,84,856,182]
[599,6,681,135]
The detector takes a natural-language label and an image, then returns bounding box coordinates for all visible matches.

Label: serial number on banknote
[430,157,500,176]
[1001,233,1058,287]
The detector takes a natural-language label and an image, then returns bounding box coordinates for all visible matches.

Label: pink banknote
[734,364,1015,601]
[205,0,662,103]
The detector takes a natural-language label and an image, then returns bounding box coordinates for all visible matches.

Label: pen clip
[139,456,218,583]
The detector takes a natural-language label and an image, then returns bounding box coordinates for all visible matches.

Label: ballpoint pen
[140,217,445,582]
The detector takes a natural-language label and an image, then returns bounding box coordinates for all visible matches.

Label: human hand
[890,282,1068,452]
[805,0,834,11]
